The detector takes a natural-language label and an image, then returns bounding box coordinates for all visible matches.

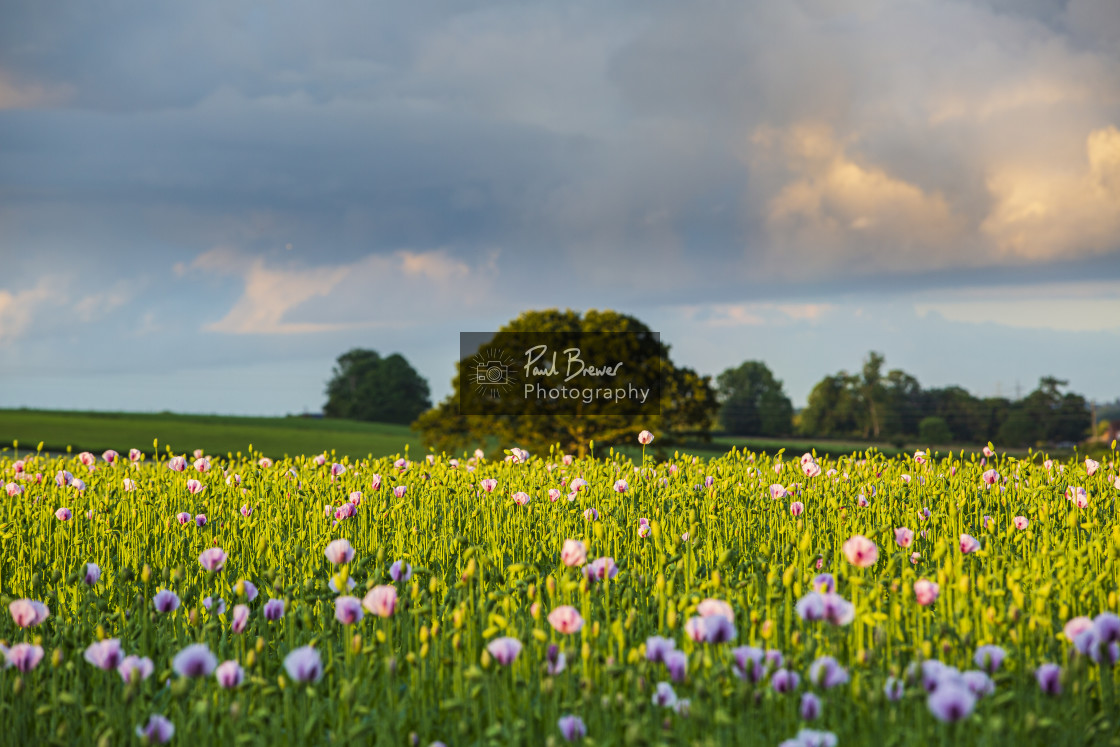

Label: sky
[1,0,1118,415]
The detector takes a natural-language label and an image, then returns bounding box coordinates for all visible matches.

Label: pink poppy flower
[982,446,995,457]
[370,474,382,490]
[84,562,101,585]
[390,560,412,582]
[122,478,136,492]
[583,557,618,581]
[665,650,688,681]
[55,470,73,487]
[910,552,921,564]
[561,539,586,567]
[857,494,870,507]
[334,596,365,625]
[509,448,530,463]
[348,491,362,506]
[9,599,49,628]
[202,596,226,615]
[167,457,186,472]
[5,482,22,497]
[895,527,914,548]
[118,655,154,683]
[698,599,734,619]
[638,430,654,445]
[135,715,175,744]
[1064,616,1093,641]
[77,451,95,467]
[172,644,216,677]
[152,590,180,613]
[959,534,981,554]
[562,454,574,466]
[800,692,822,720]
[547,605,584,634]
[803,462,822,478]
[325,539,355,564]
[129,448,142,462]
[331,463,346,477]
[684,615,737,644]
[394,458,409,471]
[914,579,940,606]
[187,478,204,493]
[841,535,878,567]
[809,656,849,689]
[5,643,44,672]
[1014,516,1029,530]
[176,512,191,525]
[392,485,407,498]
[927,683,976,722]
[195,514,207,527]
[981,469,999,486]
[558,714,587,742]
[487,636,522,666]
[100,449,118,464]
[334,502,357,521]
[84,638,124,670]
[652,681,678,707]
[1085,458,1100,476]
[548,488,562,502]
[1036,663,1061,695]
[771,668,800,693]
[479,479,498,493]
[198,547,226,571]
[790,501,804,517]
[612,479,628,493]
[546,644,566,675]
[645,636,675,663]
[215,660,244,688]
[900,474,911,484]
[262,599,285,621]
[258,457,273,468]
[362,585,397,617]
[230,604,250,634]
[513,491,531,506]
[193,457,210,473]
[582,507,598,521]
[974,645,1006,674]
[769,484,787,500]
[283,646,322,682]
[638,521,651,538]
[55,507,72,521]
[1066,486,1089,508]
[240,504,253,517]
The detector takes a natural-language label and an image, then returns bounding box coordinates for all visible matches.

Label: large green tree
[323,349,431,425]
[716,361,793,436]
[413,309,719,456]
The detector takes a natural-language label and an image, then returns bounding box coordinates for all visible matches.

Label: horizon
[2,1,1118,416]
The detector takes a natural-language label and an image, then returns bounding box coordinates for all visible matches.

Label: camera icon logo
[469,347,517,401]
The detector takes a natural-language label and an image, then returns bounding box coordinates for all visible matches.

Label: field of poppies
[2,436,1119,746]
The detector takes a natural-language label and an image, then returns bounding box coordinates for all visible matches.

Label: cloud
[914,280,1120,332]
[751,124,968,276]
[981,126,1120,259]
[0,70,69,110]
[0,277,55,342]
[188,247,498,334]
[676,301,834,328]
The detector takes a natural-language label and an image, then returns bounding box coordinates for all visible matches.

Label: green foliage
[800,355,1091,447]
[324,349,431,425]
[2,443,1119,745]
[716,361,793,436]
[917,416,952,444]
[413,309,719,456]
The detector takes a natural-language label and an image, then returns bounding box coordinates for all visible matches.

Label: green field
[0,409,422,462]
[1,409,1097,465]
[2,439,1118,745]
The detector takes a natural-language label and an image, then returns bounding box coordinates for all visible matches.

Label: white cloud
[675,301,834,328]
[188,247,499,334]
[914,281,1120,332]
[0,70,71,110]
[0,278,55,343]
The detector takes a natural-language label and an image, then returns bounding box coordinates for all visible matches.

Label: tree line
[321,310,1095,452]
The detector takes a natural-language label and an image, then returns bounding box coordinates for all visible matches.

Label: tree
[413,309,719,456]
[716,361,793,436]
[798,373,861,438]
[323,349,431,425]
[918,416,952,445]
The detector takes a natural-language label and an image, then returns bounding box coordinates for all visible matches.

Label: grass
[0,409,423,462]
